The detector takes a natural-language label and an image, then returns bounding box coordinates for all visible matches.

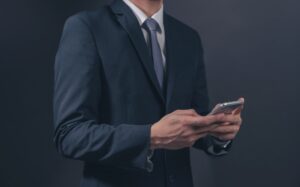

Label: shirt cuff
[146,149,154,172]
[212,137,232,149]
[207,137,232,156]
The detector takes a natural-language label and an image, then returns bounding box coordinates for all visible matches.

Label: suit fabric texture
[53,0,225,186]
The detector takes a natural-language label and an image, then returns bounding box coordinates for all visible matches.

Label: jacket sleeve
[191,32,231,156]
[53,15,151,171]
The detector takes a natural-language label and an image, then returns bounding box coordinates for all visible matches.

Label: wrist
[150,123,160,150]
[211,135,232,149]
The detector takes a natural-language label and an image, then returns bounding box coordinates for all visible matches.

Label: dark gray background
[1,0,299,186]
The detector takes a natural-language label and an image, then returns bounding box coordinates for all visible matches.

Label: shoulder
[165,13,201,41]
[164,13,203,51]
[63,6,113,30]
[58,7,114,54]
[164,13,204,54]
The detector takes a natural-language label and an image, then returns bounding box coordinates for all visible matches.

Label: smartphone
[209,100,244,115]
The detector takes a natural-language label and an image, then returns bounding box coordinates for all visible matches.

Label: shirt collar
[123,0,164,32]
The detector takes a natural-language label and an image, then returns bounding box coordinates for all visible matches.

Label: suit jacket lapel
[164,13,180,108]
[110,0,165,103]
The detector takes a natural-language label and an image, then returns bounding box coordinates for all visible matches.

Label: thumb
[233,97,245,115]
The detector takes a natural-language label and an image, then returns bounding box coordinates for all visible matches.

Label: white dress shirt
[123,0,166,70]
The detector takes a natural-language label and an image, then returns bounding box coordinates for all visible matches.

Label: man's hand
[150,109,226,150]
[209,98,244,141]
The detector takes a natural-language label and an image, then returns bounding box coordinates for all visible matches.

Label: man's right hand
[150,109,226,150]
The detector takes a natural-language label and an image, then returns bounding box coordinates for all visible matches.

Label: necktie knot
[142,18,161,33]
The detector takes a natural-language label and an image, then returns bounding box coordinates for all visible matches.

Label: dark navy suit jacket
[53,0,228,186]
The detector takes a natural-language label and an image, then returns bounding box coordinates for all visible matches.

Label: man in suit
[53,0,244,186]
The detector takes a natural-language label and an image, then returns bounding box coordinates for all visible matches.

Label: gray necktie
[142,18,164,89]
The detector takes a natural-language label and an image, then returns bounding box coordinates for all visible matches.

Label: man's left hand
[209,98,244,141]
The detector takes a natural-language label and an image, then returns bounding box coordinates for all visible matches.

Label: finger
[238,97,245,103]
[180,115,206,126]
[233,106,243,115]
[222,115,242,125]
[232,104,244,115]
[195,133,208,140]
[185,112,237,127]
[197,113,226,126]
[233,98,245,114]
[191,124,219,133]
[209,125,240,134]
[217,122,231,126]
[173,109,198,116]
[210,132,236,141]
